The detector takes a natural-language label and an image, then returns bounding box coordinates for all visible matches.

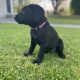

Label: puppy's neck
[31,18,47,30]
[31,21,46,30]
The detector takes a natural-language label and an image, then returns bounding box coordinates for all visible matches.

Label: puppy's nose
[14,14,17,17]
[14,16,16,20]
[14,15,17,21]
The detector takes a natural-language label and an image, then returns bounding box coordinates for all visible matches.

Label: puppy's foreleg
[24,38,36,56]
[33,45,46,64]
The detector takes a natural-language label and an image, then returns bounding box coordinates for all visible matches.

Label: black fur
[14,4,65,64]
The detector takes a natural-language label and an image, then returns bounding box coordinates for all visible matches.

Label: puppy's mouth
[14,15,25,24]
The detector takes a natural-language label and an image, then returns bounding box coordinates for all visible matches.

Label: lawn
[0,24,80,80]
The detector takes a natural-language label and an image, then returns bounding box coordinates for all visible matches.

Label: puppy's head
[14,4,45,27]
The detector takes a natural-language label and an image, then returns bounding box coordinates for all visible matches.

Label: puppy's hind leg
[56,38,65,59]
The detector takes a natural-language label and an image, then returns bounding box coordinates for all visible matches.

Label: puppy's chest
[31,29,43,38]
[31,31,38,38]
[31,30,45,44]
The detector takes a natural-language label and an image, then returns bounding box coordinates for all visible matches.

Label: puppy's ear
[29,4,45,22]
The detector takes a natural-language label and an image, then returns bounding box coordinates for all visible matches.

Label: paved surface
[0,17,17,23]
[51,24,80,28]
[0,17,80,28]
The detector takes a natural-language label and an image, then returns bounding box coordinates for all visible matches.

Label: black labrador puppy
[14,4,65,64]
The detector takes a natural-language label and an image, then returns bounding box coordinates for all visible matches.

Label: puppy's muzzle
[14,15,24,24]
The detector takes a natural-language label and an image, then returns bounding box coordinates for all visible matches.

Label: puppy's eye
[22,11,25,14]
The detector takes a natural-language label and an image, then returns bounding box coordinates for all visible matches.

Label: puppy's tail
[56,38,65,59]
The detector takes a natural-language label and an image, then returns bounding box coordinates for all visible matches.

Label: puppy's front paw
[32,58,42,65]
[24,51,31,57]
[60,54,66,59]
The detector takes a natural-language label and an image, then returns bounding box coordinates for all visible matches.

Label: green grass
[0,23,80,80]
[48,17,80,24]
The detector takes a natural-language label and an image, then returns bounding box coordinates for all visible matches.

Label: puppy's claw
[60,55,66,59]
[24,51,31,57]
[32,58,42,65]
